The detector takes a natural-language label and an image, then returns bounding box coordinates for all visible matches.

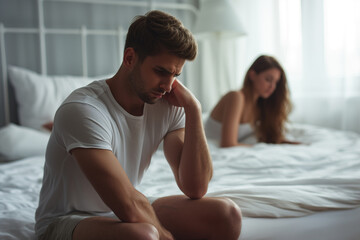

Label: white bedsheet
[0,156,43,240]
[138,124,360,218]
[1,123,360,239]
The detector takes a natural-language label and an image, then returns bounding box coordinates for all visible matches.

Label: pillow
[0,124,50,162]
[8,66,110,130]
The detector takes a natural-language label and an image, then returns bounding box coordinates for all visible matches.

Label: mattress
[1,123,360,240]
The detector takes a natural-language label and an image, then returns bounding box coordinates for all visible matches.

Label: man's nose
[160,77,175,93]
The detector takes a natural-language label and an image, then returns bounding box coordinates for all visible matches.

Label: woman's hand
[281,139,302,145]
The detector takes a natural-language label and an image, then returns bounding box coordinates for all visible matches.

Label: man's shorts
[38,212,118,240]
[38,197,158,240]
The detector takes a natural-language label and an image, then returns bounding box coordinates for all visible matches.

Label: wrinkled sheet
[0,156,43,240]
[138,123,360,217]
[1,124,360,239]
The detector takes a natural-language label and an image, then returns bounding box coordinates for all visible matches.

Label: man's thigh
[40,213,158,240]
[39,213,94,240]
[72,216,158,240]
[152,195,242,240]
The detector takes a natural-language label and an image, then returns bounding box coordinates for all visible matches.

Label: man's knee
[213,198,242,238]
[221,198,242,222]
[130,223,159,240]
[227,198,242,230]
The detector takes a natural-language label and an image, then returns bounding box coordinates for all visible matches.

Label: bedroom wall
[2,1,359,134]
[190,0,360,134]
[0,0,197,127]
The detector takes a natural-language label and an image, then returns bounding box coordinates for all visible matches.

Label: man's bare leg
[152,195,242,240]
[72,216,159,240]
[72,195,241,240]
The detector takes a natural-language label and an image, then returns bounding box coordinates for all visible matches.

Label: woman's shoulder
[211,90,245,121]
[223,90,245,103]
[214,91,245,113]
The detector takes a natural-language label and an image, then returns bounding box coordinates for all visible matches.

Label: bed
[1,1,360,240]
[1,108,360,240]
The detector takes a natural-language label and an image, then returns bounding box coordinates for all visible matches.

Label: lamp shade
[193,0,246,38]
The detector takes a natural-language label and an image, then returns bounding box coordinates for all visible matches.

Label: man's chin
[144,97,160,104]
[139,94,159,104]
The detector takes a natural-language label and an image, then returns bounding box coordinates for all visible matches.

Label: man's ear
[123,47,138,69]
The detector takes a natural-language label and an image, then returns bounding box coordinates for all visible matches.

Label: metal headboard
[0,0,198,125]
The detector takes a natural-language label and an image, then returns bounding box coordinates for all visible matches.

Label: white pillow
[0,124,50,162]
[8,66,109,130]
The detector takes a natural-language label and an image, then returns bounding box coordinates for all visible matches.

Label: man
[35,10,242,240]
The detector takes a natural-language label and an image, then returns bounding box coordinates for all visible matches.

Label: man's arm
[71,148,173,239]
[163,80,213,199]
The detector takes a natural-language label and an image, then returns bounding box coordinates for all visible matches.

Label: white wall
[0,0,197,127]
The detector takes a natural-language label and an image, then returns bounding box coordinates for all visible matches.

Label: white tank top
[204,116,254,142]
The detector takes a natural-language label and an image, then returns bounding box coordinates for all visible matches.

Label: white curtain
[187,35,242,112]
[291,0,360,133]
[189,0,360,133]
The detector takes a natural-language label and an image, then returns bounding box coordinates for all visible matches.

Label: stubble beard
[129,69,158,105]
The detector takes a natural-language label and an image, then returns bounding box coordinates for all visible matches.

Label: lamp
[188,0,246,112]
[193,0,246,38]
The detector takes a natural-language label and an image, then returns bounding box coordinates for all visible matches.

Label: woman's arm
[219,92,247,147]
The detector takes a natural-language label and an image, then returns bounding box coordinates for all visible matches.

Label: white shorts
[38,197,158,240]
[38,212,118,240]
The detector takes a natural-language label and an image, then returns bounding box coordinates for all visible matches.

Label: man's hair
[125,10,197,62]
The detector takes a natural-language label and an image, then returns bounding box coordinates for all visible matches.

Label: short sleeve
[167,105,185,133]
[54,102,113,153]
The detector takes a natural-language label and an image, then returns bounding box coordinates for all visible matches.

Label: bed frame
[0,0,197,126]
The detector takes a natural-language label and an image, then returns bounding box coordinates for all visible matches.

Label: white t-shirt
[35,80,185,237]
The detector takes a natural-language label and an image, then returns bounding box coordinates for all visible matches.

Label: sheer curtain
[187,35,243,112]
[189,0,360,133]
[291,0,360,133]
[188,0,282,113]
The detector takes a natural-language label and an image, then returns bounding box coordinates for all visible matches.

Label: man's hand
[162,79,200,111]
[159,228,174,240]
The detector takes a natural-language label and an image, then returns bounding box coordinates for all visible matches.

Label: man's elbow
[179,168,212,199]
[183,184,208,199]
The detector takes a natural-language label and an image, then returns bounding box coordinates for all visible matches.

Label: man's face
[128,52,185,104]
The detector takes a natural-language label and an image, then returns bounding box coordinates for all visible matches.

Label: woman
[205,55,296,147]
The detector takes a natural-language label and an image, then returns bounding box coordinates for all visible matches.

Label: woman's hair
[125,10,197,62]
[242,55,292,143]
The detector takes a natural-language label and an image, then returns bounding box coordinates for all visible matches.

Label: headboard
[0,0,198,127]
